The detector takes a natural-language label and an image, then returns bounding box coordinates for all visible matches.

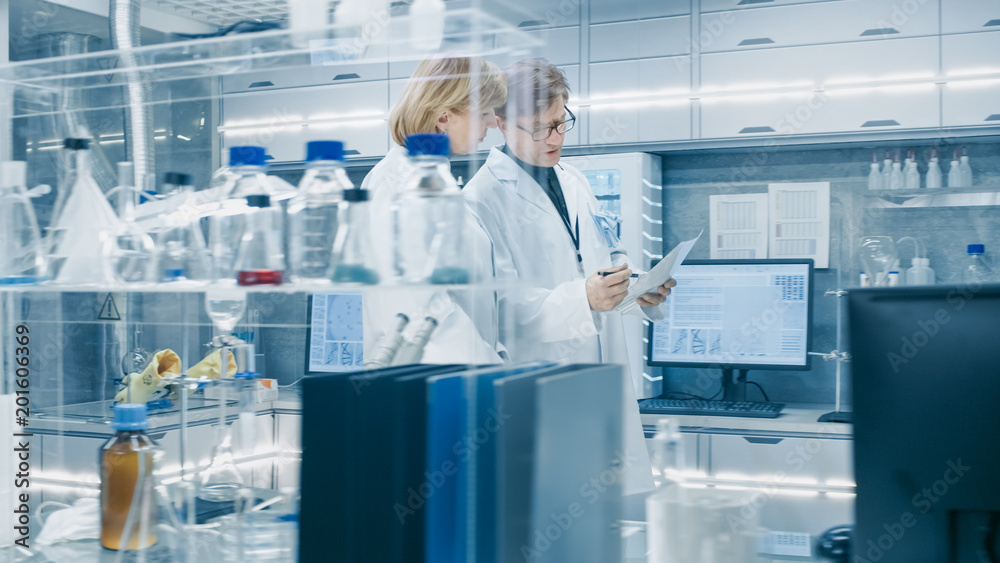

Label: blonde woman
[362,54,508,365]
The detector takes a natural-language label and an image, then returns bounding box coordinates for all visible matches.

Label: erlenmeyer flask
[858,236,898,287]
[199,378,245,502]
[103,162,158,283]
[155,172,211,282]
[48,138,122,284]
[0,161,47,284]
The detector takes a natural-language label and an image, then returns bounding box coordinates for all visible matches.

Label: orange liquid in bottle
[100,434,158,550]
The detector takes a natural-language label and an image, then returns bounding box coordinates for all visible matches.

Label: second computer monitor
[648,259,814,374]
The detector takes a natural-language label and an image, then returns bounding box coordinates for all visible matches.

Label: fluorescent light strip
[219,111,387,133]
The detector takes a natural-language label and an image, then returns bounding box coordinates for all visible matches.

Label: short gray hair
[496,58,569,120]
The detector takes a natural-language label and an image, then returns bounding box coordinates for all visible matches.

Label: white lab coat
[464,146,663,494]
[361,145,503,364]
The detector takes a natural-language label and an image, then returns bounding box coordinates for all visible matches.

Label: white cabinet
[589,57,692,144]
[589,17,691,62]
[222,81,389,161]
[700,0,939,53]
[497,25,581,66]
[708,434,853,485]
[221,61,389,94]
[942,31,1000,127]
[701,0,833,12]
[589,0,689,24]
[941,0,1000,33]
[701,37,940,137]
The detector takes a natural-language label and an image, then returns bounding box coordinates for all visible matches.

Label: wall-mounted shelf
[865,187,1000,209]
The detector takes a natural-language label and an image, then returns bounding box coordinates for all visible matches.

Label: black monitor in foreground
[848,285,1000,562]
[647,259,813,401]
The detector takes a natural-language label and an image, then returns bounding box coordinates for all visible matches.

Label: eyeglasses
[516,106,576,141]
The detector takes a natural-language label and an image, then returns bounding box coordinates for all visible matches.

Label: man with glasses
[464,58,675,495]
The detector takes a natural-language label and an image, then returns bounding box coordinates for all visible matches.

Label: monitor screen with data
[648,259,813,370]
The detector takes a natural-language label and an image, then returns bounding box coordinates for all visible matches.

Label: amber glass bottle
[100,403,158,550]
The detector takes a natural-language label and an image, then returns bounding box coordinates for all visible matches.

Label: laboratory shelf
[0,8,539,113]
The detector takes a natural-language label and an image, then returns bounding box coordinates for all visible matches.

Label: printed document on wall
[768,182,830,268]
[709,193,769,260]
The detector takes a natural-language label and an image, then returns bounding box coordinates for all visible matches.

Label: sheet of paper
[709,193,769,260]
[768,182,830,269]
[616,231,702,314]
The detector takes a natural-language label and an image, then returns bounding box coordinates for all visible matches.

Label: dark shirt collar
[501,144,554,186]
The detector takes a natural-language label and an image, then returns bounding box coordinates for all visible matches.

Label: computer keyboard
[638,398,785,418]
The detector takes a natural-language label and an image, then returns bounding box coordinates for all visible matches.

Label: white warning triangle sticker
[98,293,121,320]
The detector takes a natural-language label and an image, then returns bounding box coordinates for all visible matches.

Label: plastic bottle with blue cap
[963,244,993,285]
[391,133,470,284]
[100,403,158,550]
[288,141,351,281]
[154,171,211,281]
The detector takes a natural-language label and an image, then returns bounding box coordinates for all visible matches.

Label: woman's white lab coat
[361,145,503,365]
[463,146,663,494]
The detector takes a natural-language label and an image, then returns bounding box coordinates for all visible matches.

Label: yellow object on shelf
[188,348,239,379]
[114,349,181,404]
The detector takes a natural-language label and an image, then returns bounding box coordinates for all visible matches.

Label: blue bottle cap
[406,134,450,157]
[229,146,267,166]
[968,244,985,254]
[246,194,271,208]
[306,141,345,162]
[112,403,149,431]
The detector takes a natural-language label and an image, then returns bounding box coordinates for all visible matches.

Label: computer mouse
[815,525,852,562]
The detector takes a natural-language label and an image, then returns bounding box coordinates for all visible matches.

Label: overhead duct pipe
[110,0,155,192]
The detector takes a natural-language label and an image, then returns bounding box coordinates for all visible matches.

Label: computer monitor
[848,285,1000,562]
[647,259,813,402]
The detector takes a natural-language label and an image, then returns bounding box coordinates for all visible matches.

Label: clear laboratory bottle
[963,244,993,285]
[881,150,893,190]
[100,403,158,550]
[959,150,973,188]
[904,151,920,189]
[209,146,271,281]
[906,257,935,286]
[235,194,285,285]
[947,151,963,188]
[391,133,470,284]
[288,141,350,281]
[155,172,211,281]
[48,138,122,284]
[646,418,689,563]
[867,152,881,191]
[889,156,904,190]
[0,161,47,284]
[330,187,380,284]
[925,151,942,189]
[410,0,446,52]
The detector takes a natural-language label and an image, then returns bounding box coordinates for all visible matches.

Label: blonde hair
[390,54,507,147]
[496,58,570,120]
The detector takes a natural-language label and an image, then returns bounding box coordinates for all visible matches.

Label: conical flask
[103,161,158,283]
[155,172,210,282]
[199,377,245,502]
[0,161,47,284]
[48,138,122,284]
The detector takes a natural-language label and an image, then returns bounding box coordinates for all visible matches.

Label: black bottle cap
[343,188,368,202]
[63,138,89,150]
[246,194,271,208]
[163,171,192,186]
